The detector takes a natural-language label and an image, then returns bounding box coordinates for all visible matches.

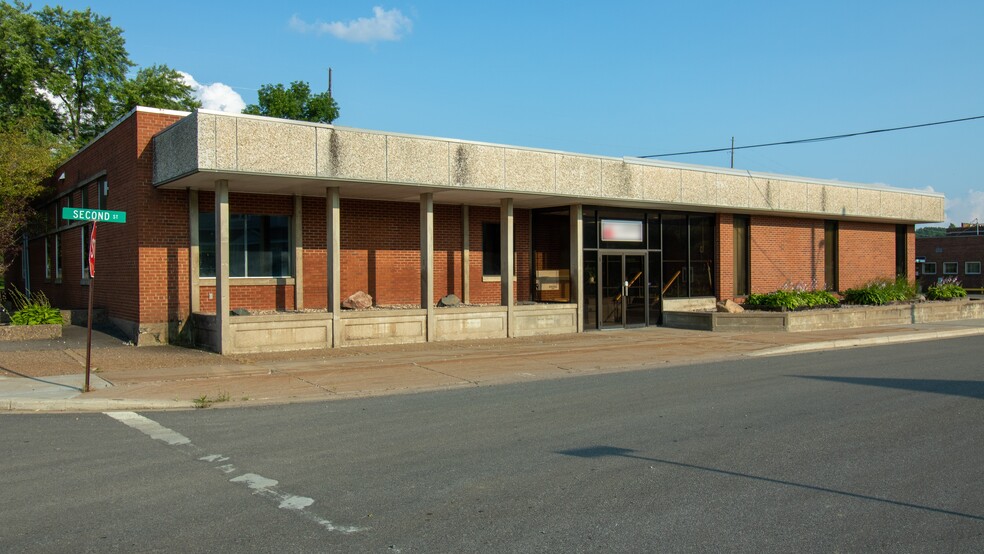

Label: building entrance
[600,253,647,328]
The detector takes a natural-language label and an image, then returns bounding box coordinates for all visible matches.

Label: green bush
[746,287,839,311]
[3,287,63,326]
[925,277,967,300]
[843,277,917,306]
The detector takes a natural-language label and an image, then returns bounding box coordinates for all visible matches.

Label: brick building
[7,107,944,354]
[916,225,984,293]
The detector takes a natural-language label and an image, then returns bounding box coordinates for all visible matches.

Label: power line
[637,114,984,159]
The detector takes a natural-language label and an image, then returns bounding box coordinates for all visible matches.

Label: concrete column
[189,189,200,314]
[420,193,434,340]
[462,205,470,304]
[570,204,584,333]
[327,187,341,347]
[293,195,304,311]
[501,198,514,337]
[214,180,231,354]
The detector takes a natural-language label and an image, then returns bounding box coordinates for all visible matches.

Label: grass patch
[192,391,231,409]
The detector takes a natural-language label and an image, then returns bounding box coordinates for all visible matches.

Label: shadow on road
[557,445,984,522]
[795,376,984,399]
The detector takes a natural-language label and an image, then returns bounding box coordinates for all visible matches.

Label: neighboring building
[916,223,983,293]
[6,107,944,354]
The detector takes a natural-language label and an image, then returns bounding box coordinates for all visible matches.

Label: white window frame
[966,261,982,275]
[922,261,937,275]
[943,261,958,275]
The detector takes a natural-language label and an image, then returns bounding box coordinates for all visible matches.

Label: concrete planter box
[0,323,62,341]
[664,299,984,333]
[191,303,579,354]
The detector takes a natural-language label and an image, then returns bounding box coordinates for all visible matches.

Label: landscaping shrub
[746,287,839,311]
[925,277,967,300]
[3,287,63,325]
[843,277,917,306]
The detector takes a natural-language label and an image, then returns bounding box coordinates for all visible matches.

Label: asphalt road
[2,336,983,552]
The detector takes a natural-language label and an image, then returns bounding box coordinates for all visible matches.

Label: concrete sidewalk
[2,319,983,412]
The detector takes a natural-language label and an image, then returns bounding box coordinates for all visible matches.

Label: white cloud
[289,7,412,43]
[944,189,984,226]
[179,72,246,113]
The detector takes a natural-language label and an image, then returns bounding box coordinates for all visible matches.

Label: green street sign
[61,207,127,223]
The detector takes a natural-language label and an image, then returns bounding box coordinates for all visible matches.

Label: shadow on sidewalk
[0,366,82,392]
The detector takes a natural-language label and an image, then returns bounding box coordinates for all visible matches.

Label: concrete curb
[1,398,196,412]
[746,327,984,357]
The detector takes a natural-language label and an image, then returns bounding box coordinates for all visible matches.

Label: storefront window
[199,213,291,278]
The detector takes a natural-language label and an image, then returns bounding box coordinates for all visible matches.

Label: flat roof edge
[191,108,943,198]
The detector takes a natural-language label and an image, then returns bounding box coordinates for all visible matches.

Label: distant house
[916,223,984,293]
[5,107,945,354]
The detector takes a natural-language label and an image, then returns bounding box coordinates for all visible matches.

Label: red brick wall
[198,284,296,313]
[468,206,531,304]
[747,216,826,294]
[136,112,190,324]
[838,221,898,289]
[916,235,984,290]
[301,196,328,309]
[23,110,184,324]
[296,199,528,307]
[716,214,734,300]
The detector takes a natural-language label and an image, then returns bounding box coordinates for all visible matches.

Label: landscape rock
[342,291,373,310]
[438,294,461,307]
[716,299,745,314]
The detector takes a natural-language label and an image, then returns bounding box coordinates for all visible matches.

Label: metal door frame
[596,250,649,329]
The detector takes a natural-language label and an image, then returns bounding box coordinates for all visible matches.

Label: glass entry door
[601,253,646,328]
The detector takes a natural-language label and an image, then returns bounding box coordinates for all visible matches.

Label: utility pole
[730,137,735,168]
[328,67,333,96]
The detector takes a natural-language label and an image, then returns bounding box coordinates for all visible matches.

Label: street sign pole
[84,221,96,392]
[61,207,120,394]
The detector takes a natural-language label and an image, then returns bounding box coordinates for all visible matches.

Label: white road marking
[105,411,190,445]
[104,411,367,534]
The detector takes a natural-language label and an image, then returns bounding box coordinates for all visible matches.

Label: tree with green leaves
[34,5,132,143]
[1,2,201,278]
[0,118,69,279]
[0,1,59,132]
[2,3,200,144]
[112,64,200,118]
[243,81,339,124]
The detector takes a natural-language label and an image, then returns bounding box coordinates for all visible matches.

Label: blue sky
[50,1,984,225]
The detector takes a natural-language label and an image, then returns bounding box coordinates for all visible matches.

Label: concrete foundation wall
[339,311,428,347]
[189,304,579,354]
[434,307,507,341]
[513,304,578,336]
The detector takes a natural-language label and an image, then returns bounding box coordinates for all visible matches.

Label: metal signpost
[61,207,127,392]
